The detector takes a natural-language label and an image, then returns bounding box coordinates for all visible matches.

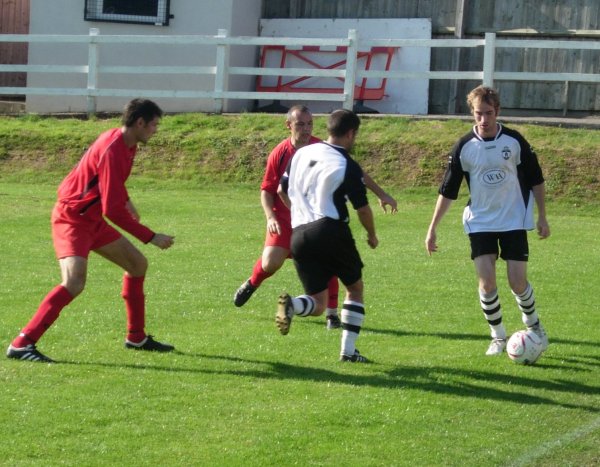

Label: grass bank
[0,113,598,205]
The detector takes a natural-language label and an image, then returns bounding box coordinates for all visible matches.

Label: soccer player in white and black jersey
[425,85,551,357]
[277,109,378,362]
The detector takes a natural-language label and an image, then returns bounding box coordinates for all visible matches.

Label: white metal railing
[0,29,599,114]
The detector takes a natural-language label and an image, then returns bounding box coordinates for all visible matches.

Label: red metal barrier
[256,45,398,101]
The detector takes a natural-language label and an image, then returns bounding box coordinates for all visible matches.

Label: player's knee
[262,255,284,274]
[509,279,528,295]
[63,276,86,297]
[128,254,148,277]
[345,280,364,303]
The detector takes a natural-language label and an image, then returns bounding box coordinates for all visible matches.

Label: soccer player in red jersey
[233,105,397,329]
[7,99,175,363]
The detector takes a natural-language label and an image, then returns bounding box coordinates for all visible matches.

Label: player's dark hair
[467,86,500,112]
[327,109,360,137]
[121,99,163,127]
[286,104,311,122]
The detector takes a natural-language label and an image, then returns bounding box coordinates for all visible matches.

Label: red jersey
[260,136,320,226]
[56,128,154,243]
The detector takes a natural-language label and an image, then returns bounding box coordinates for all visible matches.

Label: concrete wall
[27,0,261,113]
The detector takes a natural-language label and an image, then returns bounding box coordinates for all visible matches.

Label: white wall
[27,0,261,113]
[258,19,431,115]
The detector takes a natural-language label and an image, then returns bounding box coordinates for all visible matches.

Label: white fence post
[87,28,99,116]
[214,29,230,114]
[343,29,358,111]
[483,32,496,88]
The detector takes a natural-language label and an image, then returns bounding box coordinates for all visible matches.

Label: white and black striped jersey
[281,142,368,229]
[439,123,545,233]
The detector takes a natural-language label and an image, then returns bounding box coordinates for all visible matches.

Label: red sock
[12,285,74,347]
[327,276,339,309]
[122,275,146,343]
[249,257,272,288]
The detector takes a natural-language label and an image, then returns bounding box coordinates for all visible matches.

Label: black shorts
[468,230,529,261]
[291,217,363,295]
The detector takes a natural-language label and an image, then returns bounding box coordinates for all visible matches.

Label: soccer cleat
[485,338,507,356]
[234,279,257,307]
[326,314,341,330]
[340,349,368,363]
[528,323,549,351]
[125,335,175,352]
[275,293,294,335]
[6,344,54,363]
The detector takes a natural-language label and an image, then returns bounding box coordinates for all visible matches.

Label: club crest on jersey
[482,169,507,185]
[501,146,512,160]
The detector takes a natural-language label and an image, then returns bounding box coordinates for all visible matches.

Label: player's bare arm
[426,195,454,255]
[532,183,550,239]
[363,172,398,214]
[277,184,291,210]
[356,204,378,249]
[260,190,281,235]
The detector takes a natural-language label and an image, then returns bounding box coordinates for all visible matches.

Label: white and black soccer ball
[507,330,544,364]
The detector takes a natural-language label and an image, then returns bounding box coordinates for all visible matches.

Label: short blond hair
[467,86,500,112]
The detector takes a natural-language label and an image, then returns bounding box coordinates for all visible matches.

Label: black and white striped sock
[340,300,365,356]
[512,283,539,327]
[480,288,506,339]
[291,295,316,317]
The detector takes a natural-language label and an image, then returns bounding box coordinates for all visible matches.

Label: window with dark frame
[84,0,171,26]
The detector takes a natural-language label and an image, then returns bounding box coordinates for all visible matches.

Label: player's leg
[276,225,329,335]
[470,232,507,355]
[276,288,327,336]
[508,260,543,327]
[7,256,85,362]
[339,279,368,362]
[322,222,368,362]
[234,246,290,307]
[234,219,292,307]
[502,230,548,349]
[95,236,173,352]
[7,205,91,362]
[474,253,507,354]
[325,276,341,329]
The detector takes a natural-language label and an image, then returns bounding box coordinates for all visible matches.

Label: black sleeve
[345,159,369,210]
[438,136,468,200]
[515,131,544,187]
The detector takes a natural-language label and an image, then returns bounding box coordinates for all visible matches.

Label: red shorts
[51,203,121,259]
[264,219,292,251]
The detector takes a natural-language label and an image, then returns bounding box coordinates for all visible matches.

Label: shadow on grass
[58,345,600,413]
[286,317,600,349]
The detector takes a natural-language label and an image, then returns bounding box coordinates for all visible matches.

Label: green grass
[0,181,598,466]
[1,113,599,205]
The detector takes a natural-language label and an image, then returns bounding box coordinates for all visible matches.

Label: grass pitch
[0,181,598,466]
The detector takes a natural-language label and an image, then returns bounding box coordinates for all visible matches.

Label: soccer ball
[507,330,544,364]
